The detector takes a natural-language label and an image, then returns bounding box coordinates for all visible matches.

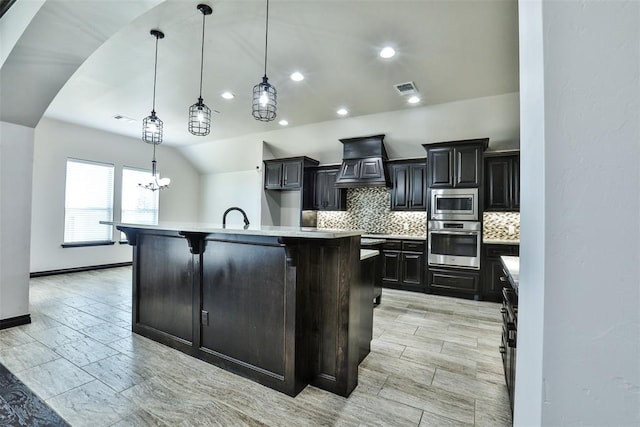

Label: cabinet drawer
[402,241,425,252]
[428,268,479,293]
[383,240,402,250]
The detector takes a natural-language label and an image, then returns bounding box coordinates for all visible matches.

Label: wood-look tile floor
[0,267,512,426]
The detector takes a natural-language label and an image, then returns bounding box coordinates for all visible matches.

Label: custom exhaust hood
[334,134,390,188]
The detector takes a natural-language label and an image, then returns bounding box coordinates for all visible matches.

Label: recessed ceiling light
[290,71,304,82]
[279,119,289,126]
[221,91,235,100]
[379,46,396,59]
[337,108,349,116]
[407,95,421,104]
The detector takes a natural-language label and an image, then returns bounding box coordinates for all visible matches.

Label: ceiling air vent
[394,81,418,96]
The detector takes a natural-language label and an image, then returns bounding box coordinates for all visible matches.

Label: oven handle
[429,230,479,236]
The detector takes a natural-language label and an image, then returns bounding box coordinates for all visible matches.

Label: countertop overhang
[102,222,362,239]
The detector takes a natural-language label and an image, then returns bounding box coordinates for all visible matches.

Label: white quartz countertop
[500,256,520,291]
[360,249,380,260]
[103,222,362,239]
[484,238,520,245]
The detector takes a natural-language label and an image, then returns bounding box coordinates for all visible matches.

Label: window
[63,159,115,245]
[121,167,159,240]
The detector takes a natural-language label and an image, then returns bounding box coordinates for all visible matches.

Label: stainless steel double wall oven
[428,188,481,269]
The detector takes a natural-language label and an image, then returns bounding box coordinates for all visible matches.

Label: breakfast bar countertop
[103,221,362,239]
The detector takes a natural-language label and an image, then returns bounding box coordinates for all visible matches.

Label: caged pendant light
[142,29,165,144]
[252,0,277,122]
[188,4,213,136]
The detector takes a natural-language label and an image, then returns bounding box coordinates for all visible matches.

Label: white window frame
[62,158,115,247]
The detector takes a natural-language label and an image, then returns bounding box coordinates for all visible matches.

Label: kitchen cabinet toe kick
[120,225,368,398]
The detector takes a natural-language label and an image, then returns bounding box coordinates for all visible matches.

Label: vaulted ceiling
[1,0,519,148]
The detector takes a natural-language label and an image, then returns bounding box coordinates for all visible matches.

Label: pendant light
[252,0,277,122]
[142,29,165,144]
[139,142,171,191]
[188,4,213,136]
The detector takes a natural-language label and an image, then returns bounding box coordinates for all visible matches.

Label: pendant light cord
[263,0,269,77]
[152,33,159,112]
[199,11,206,98]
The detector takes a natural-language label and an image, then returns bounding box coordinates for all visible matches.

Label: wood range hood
[334,134,390,188]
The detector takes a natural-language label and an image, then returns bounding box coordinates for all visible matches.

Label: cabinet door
[454,146,481,187]
[282,160,303,189]
[485,157,511,210]
[313,170,326,209]
[401,252,424,286]
[391,164,409,210]
[428,148,454,188]
[264,162,283,189]
[409,164,427,210]
[324,169,345,210]
[381,251,401,284]
[511,157,520,211]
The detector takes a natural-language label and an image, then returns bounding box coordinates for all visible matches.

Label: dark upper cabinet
[313,167,346,211]
[264,157,318,190]
[389,160,427,211]
[423,138,488,189]
[485,154,520,211]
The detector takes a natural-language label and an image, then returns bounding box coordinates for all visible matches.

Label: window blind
[63,159,115,244]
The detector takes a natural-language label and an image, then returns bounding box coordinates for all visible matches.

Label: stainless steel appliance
[428,220,481,269]
[430,188,478,221]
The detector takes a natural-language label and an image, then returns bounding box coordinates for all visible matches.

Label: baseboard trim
[0,314,31,330]
[30,262,132,278]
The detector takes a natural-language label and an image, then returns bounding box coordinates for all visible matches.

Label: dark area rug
[0,363,69,426]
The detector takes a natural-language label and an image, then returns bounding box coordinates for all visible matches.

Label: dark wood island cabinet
[109,222,369,398]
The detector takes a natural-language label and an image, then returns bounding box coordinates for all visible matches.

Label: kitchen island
[107,222,368,397]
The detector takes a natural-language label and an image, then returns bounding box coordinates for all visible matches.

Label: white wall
[517,1,640,425]
[0,121,34,321]
[30,118,200,273]
[199,170,261,227]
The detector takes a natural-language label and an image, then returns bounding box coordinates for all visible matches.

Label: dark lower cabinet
[482,244,519,302]
[501,282,518,414]
[382,240,426,292]
[427,267,480,299]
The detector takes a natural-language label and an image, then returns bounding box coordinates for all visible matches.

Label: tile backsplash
[317,188,427,236]
[483,211,520,241]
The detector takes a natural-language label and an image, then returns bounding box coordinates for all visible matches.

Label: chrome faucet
[222,207,250,229]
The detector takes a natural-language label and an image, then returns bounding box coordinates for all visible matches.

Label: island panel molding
[114,222,368,397]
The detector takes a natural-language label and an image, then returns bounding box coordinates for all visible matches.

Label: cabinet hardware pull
[499,276,507,282]
[499,345,506,354]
